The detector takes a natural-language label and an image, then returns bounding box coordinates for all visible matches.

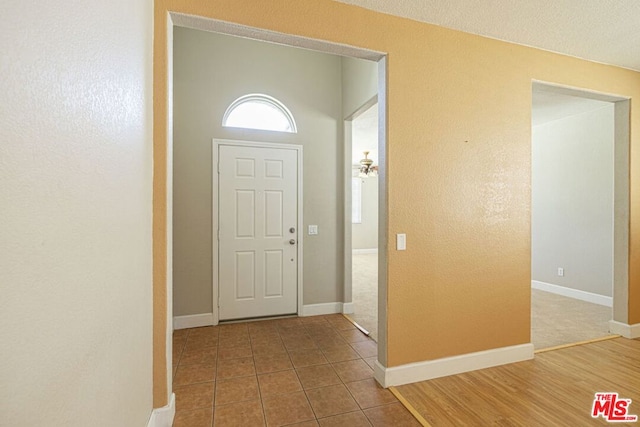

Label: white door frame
[212,138,304,325]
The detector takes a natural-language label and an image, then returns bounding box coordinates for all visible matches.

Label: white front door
[218,144,299,320]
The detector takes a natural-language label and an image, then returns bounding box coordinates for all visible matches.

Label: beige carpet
[351,253,378,341]
[531,288,612,349]
[351,253,613,348]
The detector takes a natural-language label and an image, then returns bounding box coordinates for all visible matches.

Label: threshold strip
[534,334,621,354]
[389,386,433,427]
[341,313,370,336]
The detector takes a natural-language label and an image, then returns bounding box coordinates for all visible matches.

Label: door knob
[289,227,295,233]
[289,239,296,245]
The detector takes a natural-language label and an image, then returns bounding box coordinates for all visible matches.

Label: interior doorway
[348,101,379,341]
[169,15,389,365]
[530,82,630,350]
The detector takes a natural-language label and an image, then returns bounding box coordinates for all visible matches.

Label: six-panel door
[218,144,298,320]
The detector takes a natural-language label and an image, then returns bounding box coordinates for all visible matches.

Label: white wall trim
[531,280,612,307]
[374,344,534,388]
[175,306,362,325]
[609,321,640,339]
[301,302,344,316]
[342,302,354,314]
[173,313,214,330]
[352,248,378,254]
[147,393,175,427]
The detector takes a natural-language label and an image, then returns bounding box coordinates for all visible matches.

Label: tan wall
[173,28,344,316]
[154,0,640,402]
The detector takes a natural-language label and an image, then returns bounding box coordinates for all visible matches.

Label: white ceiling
[335,0,640,71]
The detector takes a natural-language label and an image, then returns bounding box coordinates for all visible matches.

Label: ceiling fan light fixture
[359,151,378,177]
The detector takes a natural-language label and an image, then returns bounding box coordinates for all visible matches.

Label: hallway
[172,315,419,426]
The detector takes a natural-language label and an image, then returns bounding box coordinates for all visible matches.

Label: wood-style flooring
[394,337,640,426]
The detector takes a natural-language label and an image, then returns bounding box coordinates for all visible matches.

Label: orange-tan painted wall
[153,0,640,404]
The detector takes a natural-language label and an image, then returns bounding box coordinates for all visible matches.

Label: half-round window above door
[222,94,297,133]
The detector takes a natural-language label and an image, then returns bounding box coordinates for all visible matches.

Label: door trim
[212,138,303,325]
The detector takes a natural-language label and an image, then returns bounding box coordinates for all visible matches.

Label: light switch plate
[308,225,318,235]
[397,233,406,250]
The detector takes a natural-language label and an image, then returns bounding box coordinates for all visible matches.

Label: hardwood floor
[394,337,640,426]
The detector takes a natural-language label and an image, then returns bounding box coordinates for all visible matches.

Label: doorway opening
[168,13,389,365]
[345,100,379,341]
[530,81,630,351]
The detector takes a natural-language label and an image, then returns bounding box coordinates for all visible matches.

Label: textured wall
[1,0,153,425]
[153,0,640,381]
[532,105,615,297]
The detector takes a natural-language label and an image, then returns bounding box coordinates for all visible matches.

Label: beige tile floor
[172,314,420,427]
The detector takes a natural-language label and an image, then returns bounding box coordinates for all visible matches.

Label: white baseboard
[531,280,612,307]
[374,343,534,388]
[352,248,378,254]
[609,320,640,339]
[342,302,354,314]
[301,302,344,316]
[147,393,175,427]
[173,313,214,330]
[176,306,355,324]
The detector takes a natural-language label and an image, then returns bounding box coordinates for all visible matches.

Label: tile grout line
[296,321,332,424]
[175,316,404,426]
[212,329,218,427]
[253,348,268,427]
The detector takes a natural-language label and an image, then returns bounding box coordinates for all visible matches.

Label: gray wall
[532,105,614,296]
[173,28,345,316]
[341,57,378,118]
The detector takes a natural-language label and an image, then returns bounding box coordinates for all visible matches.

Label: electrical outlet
[308,225,318,235]
[557,267,564,277]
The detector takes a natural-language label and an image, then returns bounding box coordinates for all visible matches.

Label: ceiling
[335,0,640,71]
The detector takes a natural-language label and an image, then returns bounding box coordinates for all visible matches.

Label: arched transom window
[222,94,297,133]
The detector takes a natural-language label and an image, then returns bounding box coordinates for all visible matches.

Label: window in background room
[352,177,362,224]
